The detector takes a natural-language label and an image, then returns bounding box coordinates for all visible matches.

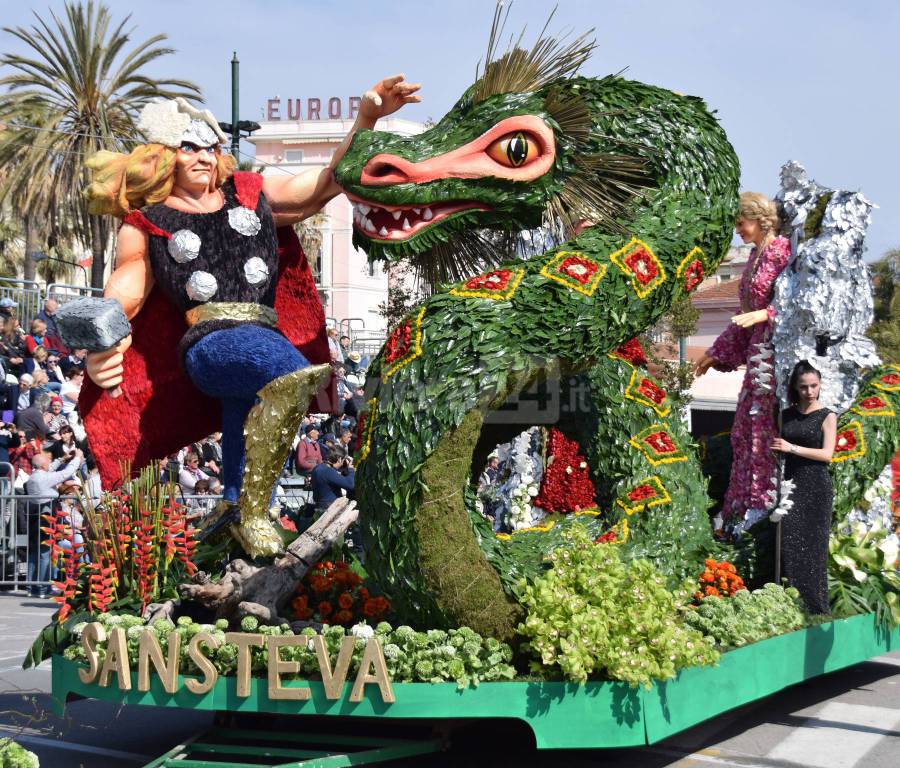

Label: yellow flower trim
[494,508,601,540]
[355,398,378,464]
[450,268,525,300]
[609,237,666,299]
[830,420,866,463]
[629,423,688,466]
[383,307,426,380]
[615,476,672,515]
[624,368,671,418]
[539,250,608,296]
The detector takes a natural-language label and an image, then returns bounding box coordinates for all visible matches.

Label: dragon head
[333,11,657,283]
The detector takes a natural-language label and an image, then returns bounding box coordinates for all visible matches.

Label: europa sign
[77,622,395,704]
[265,97,362,121]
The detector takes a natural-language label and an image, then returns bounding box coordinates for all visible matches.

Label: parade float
[29,7,900,764]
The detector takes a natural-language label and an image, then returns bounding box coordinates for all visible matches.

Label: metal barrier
[0,474,315,592]
[0,277,43,329]
[46,282,103,304]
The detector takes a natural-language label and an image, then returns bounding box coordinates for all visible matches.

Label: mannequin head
[736,192,780,245]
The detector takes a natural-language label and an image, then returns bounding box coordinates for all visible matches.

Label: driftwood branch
[179,497,358,626]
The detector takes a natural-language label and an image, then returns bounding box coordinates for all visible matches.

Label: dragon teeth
[413,208,421,215]
[378,226,388,236]
[392,210,402,220]
[357,203,371,215]
[364,218,376,233]
[402,218,411,231]
[423,207,433,221]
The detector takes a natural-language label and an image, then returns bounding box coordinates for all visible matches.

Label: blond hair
[738,191,780,234]
[85,143,236,218]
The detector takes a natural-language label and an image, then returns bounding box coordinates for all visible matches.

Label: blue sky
[3,0,898,259]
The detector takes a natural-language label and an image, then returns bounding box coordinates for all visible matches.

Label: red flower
[628,484,658,502]
[338,592,354,610]
[318,601,333,617]
[332,610,354,625]
[860,396,888,410]
[355,411,369,453]
[557,255,599,285]
[613,338,648,367]
[644,430,677,454]
[835,430,858,452]
[880,373,900,386]
[636,378,666,405]
[594,530,618,544]
[385,320,413,363]
[533,429,596,514]
[683,259,704,292]
[623,247,659,285]
[464,269,514,291]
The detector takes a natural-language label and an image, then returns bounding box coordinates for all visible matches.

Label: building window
[284,149,304,163]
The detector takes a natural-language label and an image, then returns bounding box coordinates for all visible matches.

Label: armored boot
[232,363,332,558]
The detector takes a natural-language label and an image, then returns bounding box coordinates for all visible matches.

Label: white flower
[565,466,573,475]
[351,623,375,640]
[579,461,587,469]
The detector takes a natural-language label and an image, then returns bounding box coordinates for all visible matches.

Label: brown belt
[185,302,278,328]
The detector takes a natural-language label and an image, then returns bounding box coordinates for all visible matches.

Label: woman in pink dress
[696,192,791,529]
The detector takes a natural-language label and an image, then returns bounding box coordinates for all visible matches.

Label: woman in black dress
[770,360,837,615]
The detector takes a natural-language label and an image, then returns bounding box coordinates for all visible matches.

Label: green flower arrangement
[682,584,808,648]
[0,740,39,768]
[61,614,516,690]
[517,524,718,688]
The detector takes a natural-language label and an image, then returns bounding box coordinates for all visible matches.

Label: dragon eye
[487,131,537,168]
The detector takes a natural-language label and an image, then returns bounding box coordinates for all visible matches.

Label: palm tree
[0,1,201,287]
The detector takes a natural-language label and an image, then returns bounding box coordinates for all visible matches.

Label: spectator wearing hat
[344,349,362,374]
[296,423,324,475]
[318,431,337,457]
[46,396,68,436]
[0,297,16,319]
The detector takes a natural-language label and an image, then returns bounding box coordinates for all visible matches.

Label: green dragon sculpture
[332,19,900,641]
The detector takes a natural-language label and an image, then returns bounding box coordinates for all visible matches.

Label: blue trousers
[184,325,309,502]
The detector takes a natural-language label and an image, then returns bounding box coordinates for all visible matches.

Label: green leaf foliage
[517,524,719,687]
[682,584,809,649]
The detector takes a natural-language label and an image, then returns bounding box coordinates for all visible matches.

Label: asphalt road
[0,593,898,768]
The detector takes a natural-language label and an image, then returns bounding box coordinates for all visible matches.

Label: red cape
[81,222,334,489]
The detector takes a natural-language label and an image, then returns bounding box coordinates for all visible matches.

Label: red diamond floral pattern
[540,250,607,296]
[629,424,687,466]
[625,369,671,417]
[450,268,525,300]
[616,476,672,515]
[355,398,378,463]
[831,421,865,463]
[383,307,425,380]
[851,395,895,418]
[677,247,706,293]
[610,237,666,298]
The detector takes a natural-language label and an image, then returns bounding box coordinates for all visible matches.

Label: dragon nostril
[360,154,414,185]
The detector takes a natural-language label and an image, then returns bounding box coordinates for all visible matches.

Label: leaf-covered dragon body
[333,24,899,639]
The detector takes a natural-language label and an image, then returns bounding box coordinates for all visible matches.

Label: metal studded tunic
[139,174,279,354]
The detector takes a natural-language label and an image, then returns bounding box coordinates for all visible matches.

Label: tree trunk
[90,214,106,289]
[22,216,39,282]
[179,498,359,626]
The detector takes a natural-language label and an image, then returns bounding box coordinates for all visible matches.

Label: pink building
[247,114,425,340]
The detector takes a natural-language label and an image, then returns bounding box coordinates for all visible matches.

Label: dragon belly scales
[334,63,899,639]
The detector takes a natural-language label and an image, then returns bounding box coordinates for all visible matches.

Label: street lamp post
[29,251,89,288]
[217,52,260,166]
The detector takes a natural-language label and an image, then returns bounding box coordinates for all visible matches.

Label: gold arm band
[185,302,278,328]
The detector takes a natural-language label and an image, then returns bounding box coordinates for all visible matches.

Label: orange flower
[296,607,313,620]
[318,601,333,617]
[357,587,370,602]
[338,592,354,610]
[292,595,308,610]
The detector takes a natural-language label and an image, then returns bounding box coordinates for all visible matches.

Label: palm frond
[472,3,595,104]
